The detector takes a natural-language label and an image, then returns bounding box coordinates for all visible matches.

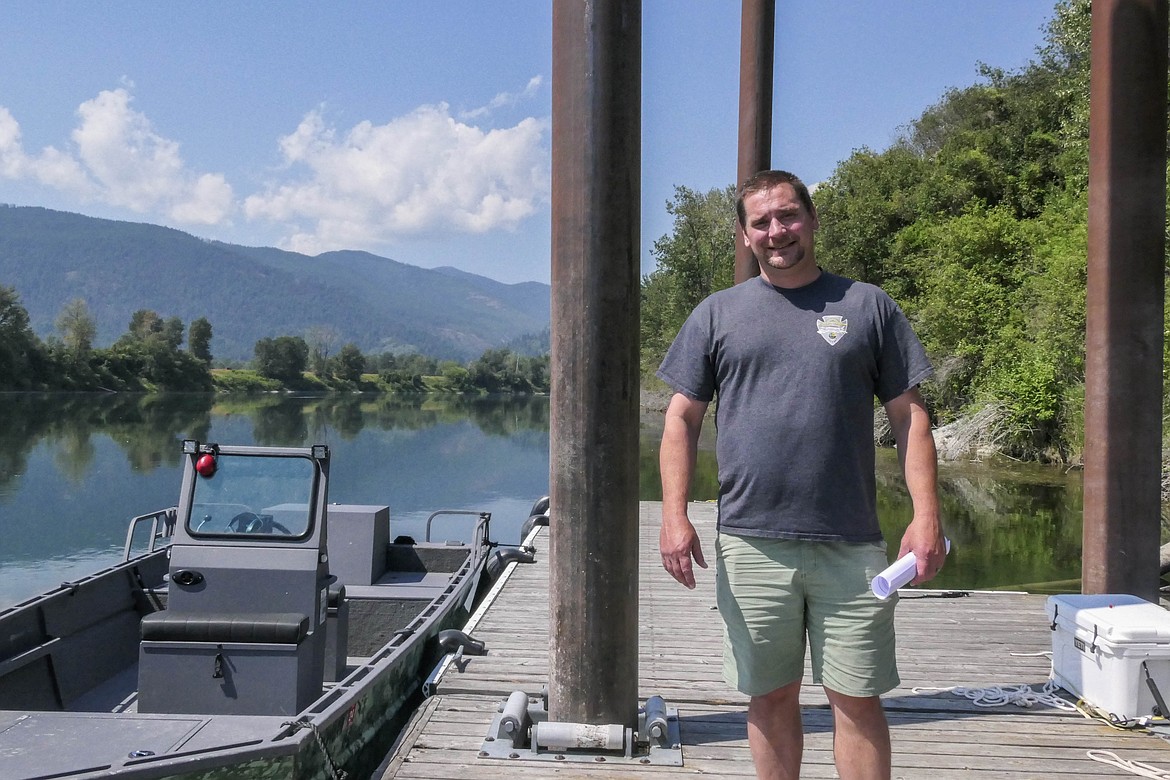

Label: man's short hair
[736,170,815,227]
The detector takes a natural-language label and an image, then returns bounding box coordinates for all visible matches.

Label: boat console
[137,442,334,716]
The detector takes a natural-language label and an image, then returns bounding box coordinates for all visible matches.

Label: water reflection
[0,393,552,607]
[0,392,1097,608]
[0,393,213,493]
[876,450,1085,593]
[639,422,1089,594]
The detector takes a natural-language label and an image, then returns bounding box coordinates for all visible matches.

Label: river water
[0,392,1088,608]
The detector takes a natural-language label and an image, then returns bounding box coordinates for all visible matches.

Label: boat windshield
[188,454,316,538]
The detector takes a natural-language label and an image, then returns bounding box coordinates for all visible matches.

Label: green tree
[126,309,164,342]
[468,348,535,392]
[101,309,207,390]
[520,353,550,392]
[161,316,184,350]
[55,298,97,357]
[396,353,438,377]
[640,185,737,373]
[815,145,929,297]
[333,343,366,382]
[440,362,476,392]
[254,336,309,383]
[0,286,41,390]
[306,325,340,377]
[188,317,213,363]
[50,298,99,389]
[1036,0,1092,192]
[376,352,436,392]
[118,309,182,350]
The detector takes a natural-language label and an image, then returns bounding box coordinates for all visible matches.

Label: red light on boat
[195,453,217,477]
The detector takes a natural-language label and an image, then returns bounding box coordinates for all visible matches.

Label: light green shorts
[715,533,900,698]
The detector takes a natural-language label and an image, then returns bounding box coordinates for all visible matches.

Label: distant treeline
[0,290,550,395]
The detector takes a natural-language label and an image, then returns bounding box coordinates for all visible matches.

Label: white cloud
[244,102,549,254]
[0,107,93,195]
[72,89,233,224]
[0,88,233,225]
[171,173,234,225]
[459,75,544,121]
[0,85,549,247]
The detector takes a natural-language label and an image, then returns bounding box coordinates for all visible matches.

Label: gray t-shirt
[657,271,932,542]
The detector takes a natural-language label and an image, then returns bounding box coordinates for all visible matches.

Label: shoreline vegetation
[0,295,553,398]
[639,2,1154,476]
[4,376,1015,467]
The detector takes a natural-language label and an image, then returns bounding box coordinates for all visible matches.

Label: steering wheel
[268,519,293,535]
[226,511,294,535]
[227,511,264,533]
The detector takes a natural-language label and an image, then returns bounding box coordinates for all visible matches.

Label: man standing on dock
[656,169,946,780]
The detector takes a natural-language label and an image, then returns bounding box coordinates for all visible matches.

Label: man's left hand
[898,519,947,585]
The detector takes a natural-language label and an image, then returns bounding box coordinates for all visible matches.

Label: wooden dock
[378,502,1170,779]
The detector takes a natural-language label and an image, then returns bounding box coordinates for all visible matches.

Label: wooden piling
[733,0,775,284]
[549,0,642,728]
[1083,0,1168,599]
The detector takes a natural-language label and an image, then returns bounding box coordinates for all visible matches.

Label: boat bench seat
[138,610,318,716]
[140,612,309,644]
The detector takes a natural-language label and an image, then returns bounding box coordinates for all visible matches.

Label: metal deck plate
[0,712,205,777]
[477,699,683,766]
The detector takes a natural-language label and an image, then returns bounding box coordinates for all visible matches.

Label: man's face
[740,183,819,285]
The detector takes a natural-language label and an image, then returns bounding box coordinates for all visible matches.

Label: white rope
[1087,750,1170,779]
[912,652,1080,711]
[915,684,1170,778]
[912,679,1079,711]
[911,652,1169,778]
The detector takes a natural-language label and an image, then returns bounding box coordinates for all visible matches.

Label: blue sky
[0,2,1058,285]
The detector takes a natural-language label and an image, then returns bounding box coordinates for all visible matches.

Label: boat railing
[424,509,491,544]
[123,507,178,561]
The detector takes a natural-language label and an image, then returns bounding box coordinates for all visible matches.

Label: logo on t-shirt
[816,315,848,345]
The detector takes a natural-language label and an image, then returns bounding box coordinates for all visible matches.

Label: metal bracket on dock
[477,690,682,766]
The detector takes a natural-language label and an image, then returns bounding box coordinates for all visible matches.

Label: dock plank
[378,501,1170,779]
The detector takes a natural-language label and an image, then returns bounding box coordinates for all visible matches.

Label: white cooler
[1046,593,1170,719]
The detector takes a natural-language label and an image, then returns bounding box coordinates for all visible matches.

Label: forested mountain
[0,206,550,361]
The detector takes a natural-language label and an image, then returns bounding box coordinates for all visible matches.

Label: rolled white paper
[871,538,951,599]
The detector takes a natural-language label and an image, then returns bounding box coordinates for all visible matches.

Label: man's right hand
[658,392,710,589]
[660,514,707,589]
